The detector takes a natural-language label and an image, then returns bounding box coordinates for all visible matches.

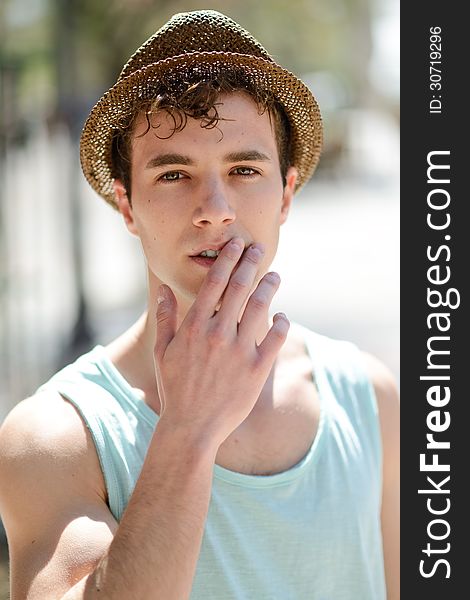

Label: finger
[237,271,281,341]
[256,312,290,365]
[155,284,177,361]
[189,237,245,320]
[215,243,265,325]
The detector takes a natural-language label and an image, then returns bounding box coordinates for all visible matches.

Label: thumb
[155,284,177,360]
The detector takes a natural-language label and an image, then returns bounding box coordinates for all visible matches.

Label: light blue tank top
[37,324,386,599]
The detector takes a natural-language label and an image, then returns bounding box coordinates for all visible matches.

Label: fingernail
[157,285,166,304]
[267,271,280,283]
[229,238,244,250]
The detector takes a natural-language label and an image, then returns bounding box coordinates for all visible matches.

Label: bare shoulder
[0,391,107,500]
[2,391,89,450]
[0,392,116,598]
[0,391,109,525]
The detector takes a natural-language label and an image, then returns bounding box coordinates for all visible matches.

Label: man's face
[115,91,297,310]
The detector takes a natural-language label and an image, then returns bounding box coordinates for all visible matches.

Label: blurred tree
[2,0,379,129]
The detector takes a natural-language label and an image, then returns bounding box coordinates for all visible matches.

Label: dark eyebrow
[223,150,272,163]
[144,150,272,170]
[145,153,195,169]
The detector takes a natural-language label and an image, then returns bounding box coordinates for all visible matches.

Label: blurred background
[0,0,399,594]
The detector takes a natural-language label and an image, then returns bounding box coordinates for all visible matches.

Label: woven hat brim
[80,51,323,209]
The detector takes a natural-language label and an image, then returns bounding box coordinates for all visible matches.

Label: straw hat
[79,10,323,209]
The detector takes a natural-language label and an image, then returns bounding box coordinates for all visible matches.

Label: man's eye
[159,171,183,181]
[232,167,259,177]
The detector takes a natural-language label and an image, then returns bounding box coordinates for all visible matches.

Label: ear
[280,166,298,225]
[113,179,138,235]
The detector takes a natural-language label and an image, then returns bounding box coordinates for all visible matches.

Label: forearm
[63,419,217,600]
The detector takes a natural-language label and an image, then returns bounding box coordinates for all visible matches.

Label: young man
[0,10,399,600]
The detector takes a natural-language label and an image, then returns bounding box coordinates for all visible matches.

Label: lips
[190,255,219,268]
[190,240,241,257]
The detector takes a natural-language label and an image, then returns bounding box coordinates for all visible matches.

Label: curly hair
[111,73,292,202]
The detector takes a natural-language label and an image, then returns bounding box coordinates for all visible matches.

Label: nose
[192,182,236,227]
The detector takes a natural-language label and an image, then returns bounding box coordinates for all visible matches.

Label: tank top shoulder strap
[295,323,382,477]
[36,347,155,521]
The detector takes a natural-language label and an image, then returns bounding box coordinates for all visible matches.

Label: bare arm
[0,238,289,600]
[67,421,218,599]
[364,352,400,600]
[0,394,118,600]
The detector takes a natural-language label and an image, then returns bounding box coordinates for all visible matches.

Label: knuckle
[250,294,268,311]
[244,248,262,265]
[206,270,225,289]
[229,276,248,293]
[156,307,170,324]
[208,322,227,345]
[253,354,267,372]
[185,314,202,338]
[224,246,243,262]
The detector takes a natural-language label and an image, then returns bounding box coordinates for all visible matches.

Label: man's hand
[154,236,289,448]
